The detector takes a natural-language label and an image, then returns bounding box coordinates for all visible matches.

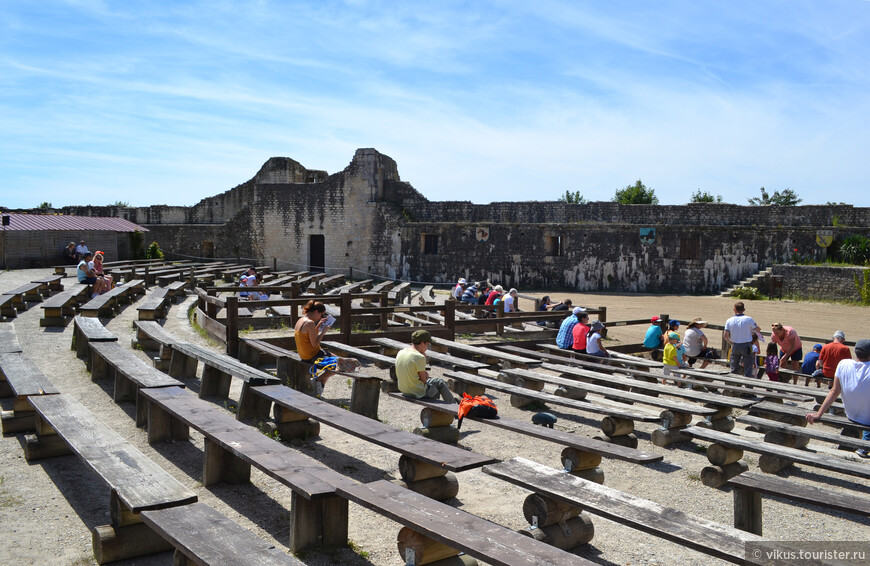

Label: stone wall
[772,264,870,302]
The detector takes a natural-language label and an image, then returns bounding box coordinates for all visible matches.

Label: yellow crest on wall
[816,230,833,248]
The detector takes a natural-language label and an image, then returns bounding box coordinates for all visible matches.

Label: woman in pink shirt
[571,312,591,354]
[771,323,803,380]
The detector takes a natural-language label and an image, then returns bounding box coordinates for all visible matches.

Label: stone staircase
[718,267,773,298]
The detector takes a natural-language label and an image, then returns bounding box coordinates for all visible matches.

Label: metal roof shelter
[0,213,148,269]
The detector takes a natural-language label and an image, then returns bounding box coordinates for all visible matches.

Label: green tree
[747,187,802,206]
[558,190,588,204]
[690,189,722,203]
[36,201,52,212]
[614,180,658,205]
[112,200,130,207]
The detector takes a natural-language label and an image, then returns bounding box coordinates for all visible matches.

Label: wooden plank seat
[136,288,171,321]
[140,502,303,566]
[418,284,435,305]
[325,279,373,295]
[0,295,18,320]
[389,312,438,326]
[165,280,188,301]
[133,320,178,370]
[79,279,146,318]
[39,283,89,327]
[727,471,870,535]
[483,457,767,563]
[156,271,182,286]
[238,338,384,420]
[31,274,64,294]
[89,341,185,426]
[512,344,811,404]
[139,386,356,552]
[72,315,118,368]
[372,338,494,375]
[388,391,662,483]
[320,339,397,373]
[0,353,59,433]
[737,414,870,452]
[444,370,660,448]
[749,401,870,432]
[24,394,198,564]
[2,282,44,309]
[53,265,69,276]
[387,281,412,305]
[0,321,23,353]
[165,341,281,418]
[504,366,722,448]
[251,383,496,501]
[339,479,595,566]
[681,425,870,488]
[430,336,542,368]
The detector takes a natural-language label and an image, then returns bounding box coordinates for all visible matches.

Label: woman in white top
[503,288,519,313]
[683,318,713,369]
[586,320,609,360]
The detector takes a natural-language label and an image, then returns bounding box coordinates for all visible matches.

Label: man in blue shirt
[644,316,665,349]
[801,343,823,387]
[556,307,585,349]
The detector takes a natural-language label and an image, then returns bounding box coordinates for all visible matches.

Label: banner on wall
[815,230,833,248]
[476,227,490,242]
[639,227,656,245]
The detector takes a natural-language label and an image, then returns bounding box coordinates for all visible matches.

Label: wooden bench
[140,386,356,552]
[737,414,870,452]
[727,471,870,535]
[140,502,303,566]
[418,285,435,305]
[136,288,170,321]
[31,274,64,294]
[2,282,44,309]
[156,271,182,286]
[251,383,496,501]
[389,391,662,483]
[681,425,870,487]
[0,294,17,320]
[387,281,411,305]
[239,338,384,419]
[749,401,870,433]
[132,320,179,370]
[25,394,198,564]
[165,280,188,301]
[430,336,542,368]
[371,337,491,376]
[0,322,22,353]
[39,283,89,327]
[0,353,59,433]
[483,457,767,563]
[79,279,146,317]
[338,479,595,566]
[165,341,281,418]
[89,340,185,426]
[445,370,660,448]
[72,315,118,369]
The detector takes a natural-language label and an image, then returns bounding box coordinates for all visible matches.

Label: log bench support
[519,493,595,551]
[700,443,749,488]
[593,416,638,449]
[732,485,763,536]
[271,403,321,440]
[412,407,460,444]
[395,455,459,501]
[560,447,605,484]
[695,405,736,433]
[650,410,693,447]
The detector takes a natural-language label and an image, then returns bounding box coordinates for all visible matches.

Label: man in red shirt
[813,330,852,385]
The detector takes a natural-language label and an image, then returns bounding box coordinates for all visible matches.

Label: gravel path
[1,269,868,566]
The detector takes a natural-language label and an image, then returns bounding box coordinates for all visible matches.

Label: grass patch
[0,475,22,509]
[348,540,370,559]
[687,472,701,482]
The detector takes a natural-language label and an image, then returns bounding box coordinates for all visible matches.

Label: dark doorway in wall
[310,234,325,272]
[201,241,214,258]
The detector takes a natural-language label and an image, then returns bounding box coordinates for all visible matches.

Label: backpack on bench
[456,393,498,429]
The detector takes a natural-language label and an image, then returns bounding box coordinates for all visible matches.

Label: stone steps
[719,267,773,297]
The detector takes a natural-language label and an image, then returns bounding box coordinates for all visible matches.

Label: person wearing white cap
[452,278,467,300]
[556,306,585,350]
[484,285,504,306]
[684,318,715,369]
[503,288,519,313]
[812,330,852,383]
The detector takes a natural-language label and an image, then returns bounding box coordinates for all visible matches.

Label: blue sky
[1,1,869,208]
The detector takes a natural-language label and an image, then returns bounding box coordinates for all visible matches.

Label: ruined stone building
[64,148,870,294]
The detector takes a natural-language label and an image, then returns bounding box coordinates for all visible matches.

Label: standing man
[770,322,804,379]
[396,330,454,403]
[724,301,759,377]
[812,331,852,385]
[807,339,870,458]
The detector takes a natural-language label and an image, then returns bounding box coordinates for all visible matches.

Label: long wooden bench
[79,279,145,317]
[727,471,870,535]
[389,391,662,483]
[250,383,496,501]
[165,341,281,419]
[89,341,185,426]
[239,338,384,419]
[72,315,118,369]
[136,288,170,321]
[140,386,355,552]
[418,285,435,305]
[25,394,198,564]
[749,400,870,433]
[0,294,17,319]
[140,502,303,566]
[483,457,769,564]
[737,414,870,452]
[165,280,188,301]
[445,370,659,448]
[0,353,59,433]
[430,336,541,368]
[2,282,44,309]
[132,320,179,370]
[31,274,64,294]
[39,283,89,327]
[681,425,870,488]
[338,479,595,566]
[0,321,23,353]
[372,337,491,374]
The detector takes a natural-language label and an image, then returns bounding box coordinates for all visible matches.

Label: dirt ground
[1,268,868,566]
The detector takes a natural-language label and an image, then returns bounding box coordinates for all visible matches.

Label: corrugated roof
[0,214,148,232]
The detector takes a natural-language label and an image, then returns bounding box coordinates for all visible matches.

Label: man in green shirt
[396,330,454,402]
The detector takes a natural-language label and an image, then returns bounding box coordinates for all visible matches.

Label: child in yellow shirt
[662,332,682,384]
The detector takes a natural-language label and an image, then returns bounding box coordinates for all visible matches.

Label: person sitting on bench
[807,338,870,458]
[62,241,77,264]
[294,300,335,396]
[76,252,104,297]
[396,330,453,403]
[586,321,610,361]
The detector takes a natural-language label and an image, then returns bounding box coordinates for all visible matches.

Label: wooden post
[288,492,348,552]
[733,486,763,535]
[496,299,505,336]
[273,257,277,271]
[205,289,217,319]
[225,295,239,357]
[444,299,456,341]
[597,306,607,323]
[340,293,352,344]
